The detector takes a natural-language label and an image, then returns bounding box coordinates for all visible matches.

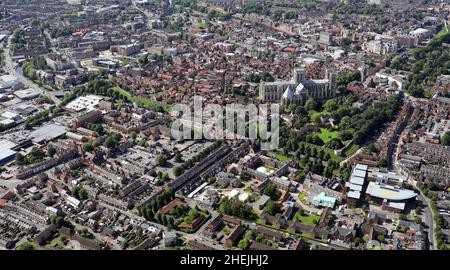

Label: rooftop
[349,176,365,186]
[366,182,417,201]
[371,171,406,183]
[30,124,67,144]
[257,195,271,206]
[345,182,363,192]
[352,169,367,179]
[14,88,41,100]
[347,190,361,200]
[311,192,336,208]
[65,95,103,112]
[355,164,368,171]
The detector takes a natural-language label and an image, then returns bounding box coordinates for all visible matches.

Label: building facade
[259,68,337,105]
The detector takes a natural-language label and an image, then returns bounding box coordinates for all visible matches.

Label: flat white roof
[64,95,103,112]
[352,169,367,178]
[227,189,239,198]
[187,182,208,198]
[0,148,16,161]
[238,193,249,202]
[0,74,18,83]
[372,171,406,182]
[349,176,365,186]
[66,195,80,207]
[355,164,368,171]
[348,190,361,200]
[14,88,41,99]
[386,201,405,210]
[0,140,17,150]
[410,28,429,35]
[0,119,15,125]
[366,182,417,201]
[345,182,363,192]
[1,111,19,119]
[27,186,38,194]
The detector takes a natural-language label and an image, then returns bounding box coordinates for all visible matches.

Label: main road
[417,191,437,250]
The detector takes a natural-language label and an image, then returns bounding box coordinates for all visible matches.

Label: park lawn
[423,91,433,99]
[116,57,133,65]
[220,225,232,236]
[15,241,37,250]
[293,212,320,226]
[435,24,450,39]
[198,22,209,29]
[343,143,360,157]
[267,151,291,162]
[110,86,166,111]
[46,235,66,248]
[298,192,307,203]
[309,110,331,120]
[321,147,342,162]
[316,128,339,144]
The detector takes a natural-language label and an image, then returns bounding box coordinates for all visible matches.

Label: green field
[293,212,320,226]
[343,143,360,157]
[220,225,232,236]
[116,57,133,65]
[316,128,339,143]
[298,192,306,203]
[267,151,291,162]
[198,23,209,29]
[111,86,166,111]
[45,235,67,248]
[309,110,331,120]
[435,24,450,39]
[319,146,342,162]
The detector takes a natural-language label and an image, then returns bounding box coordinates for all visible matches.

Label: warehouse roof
[30,124,67,144]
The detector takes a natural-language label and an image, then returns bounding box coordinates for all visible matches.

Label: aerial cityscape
[0,0,449,252]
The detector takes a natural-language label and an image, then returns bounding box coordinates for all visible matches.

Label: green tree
[415,206,422,215]
[173,166,183,177]
[207,177,216,184]
[323,166,333,178]
[262,184,282,201]
[378,158,387,168]
[82,142,94,152]
[174,151,183,162]
[156,154,167,166]
[442,131,450,146]
[414,216,422,224]
[16,242,35,250]
[78,188,88,200]
[240,171,251,181]
[155,212,162,224]
[15,153,25,165]
[104,137,117,149]
[304,98,317,111]
[237,239,250,250]
[161,171,170,182]
[129,131,137,140]
[47,146,56,157]
[263,201,282,215]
